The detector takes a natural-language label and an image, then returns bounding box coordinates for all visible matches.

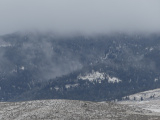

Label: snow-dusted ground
[119,99,160,114]
[122,88,160,101]
[119,88,160,114]
[0,99,160,120]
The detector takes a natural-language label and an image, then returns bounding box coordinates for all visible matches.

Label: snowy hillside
[122,88,160,101]
[119,88,160,114]
[0,99,160,120]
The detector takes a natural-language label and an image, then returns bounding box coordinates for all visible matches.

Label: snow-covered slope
[122,88,160,101]
[119,99,160,113]
[0,99,160,120]
[119,88,160,113]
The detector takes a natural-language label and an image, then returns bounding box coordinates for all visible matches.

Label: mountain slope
[0,32,160,101]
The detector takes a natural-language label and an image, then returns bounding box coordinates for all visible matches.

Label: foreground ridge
[0,99,160,120]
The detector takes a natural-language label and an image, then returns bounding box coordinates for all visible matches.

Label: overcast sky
[0,0,160,35]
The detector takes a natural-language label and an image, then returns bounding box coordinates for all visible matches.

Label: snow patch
[78,71,105,83]
[154,78,159,82]
[78,71,122,83]
[149,47,154,51]
[65,84,79,89]
[107,75,122,83]
[20,66,25,70]
[0,40,11,47]
[54,86,59,91]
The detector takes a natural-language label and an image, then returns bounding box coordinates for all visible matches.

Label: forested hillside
[0,32,160,101]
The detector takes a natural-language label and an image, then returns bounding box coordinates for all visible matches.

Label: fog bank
[0,0,160,35]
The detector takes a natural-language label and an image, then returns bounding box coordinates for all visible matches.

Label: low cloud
[0,0,160,35]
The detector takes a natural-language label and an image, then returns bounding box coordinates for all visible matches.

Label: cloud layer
[0,0,160,35]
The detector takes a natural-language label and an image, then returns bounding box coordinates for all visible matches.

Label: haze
[0,0,160,35]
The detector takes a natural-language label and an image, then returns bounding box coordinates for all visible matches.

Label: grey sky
[0,0,160,35]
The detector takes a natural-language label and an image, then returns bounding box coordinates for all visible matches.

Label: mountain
[0,32,160,101]
[0,99,160,120]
